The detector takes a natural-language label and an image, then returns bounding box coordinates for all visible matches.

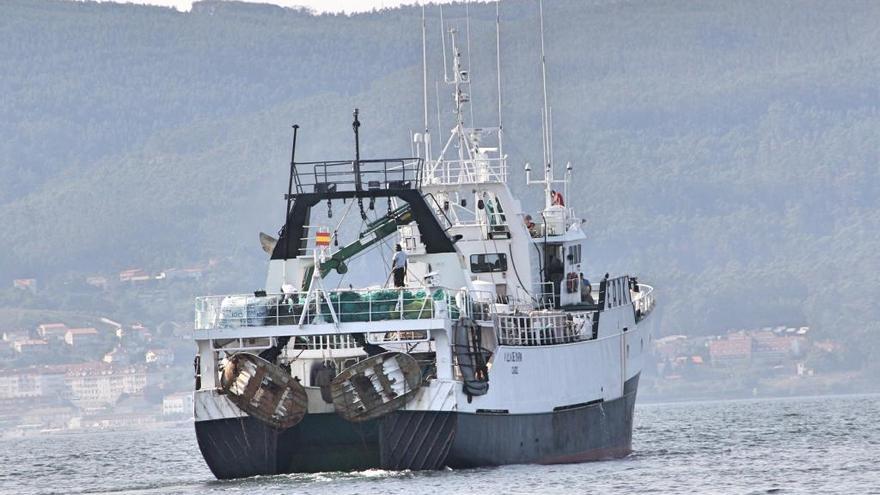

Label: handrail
[425,157,508,185]
[495,310,593,346]
[632,284,655,321]
[193,287,496,331]
[291,158,423,194]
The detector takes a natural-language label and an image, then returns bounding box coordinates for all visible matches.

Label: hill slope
[1,0,879,369]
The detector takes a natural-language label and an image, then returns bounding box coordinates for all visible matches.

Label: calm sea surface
[3,395,879,495]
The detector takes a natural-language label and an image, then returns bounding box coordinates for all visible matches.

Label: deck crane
[301,203,414,290]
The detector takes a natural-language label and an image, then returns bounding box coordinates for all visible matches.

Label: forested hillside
[1,0,879,371]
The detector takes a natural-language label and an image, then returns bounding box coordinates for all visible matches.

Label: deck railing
[633,284,655,321]
[292,158,423,195]
[194,287,495,331]
[425,157,508,185]
[495,310,593,346]
[289,334,359,351]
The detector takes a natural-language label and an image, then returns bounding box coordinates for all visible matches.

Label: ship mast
[526,0,569,208]
[423,3,505,188]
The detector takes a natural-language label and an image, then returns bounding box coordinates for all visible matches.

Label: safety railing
[193,287,495,331]
[633,284,655,322]
[366,330,431,345]
[528,207,581,238]
[288,334,359,351]
[291,158,423,194]
[425,157,508,185]
[495,310,593,346]
[531,281,557,309]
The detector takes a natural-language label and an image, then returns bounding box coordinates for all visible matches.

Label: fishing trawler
[191,4,655,479]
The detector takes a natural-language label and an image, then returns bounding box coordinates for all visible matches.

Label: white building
[0,366,68,400]
[65,364,147,410]
[162,392,194,416]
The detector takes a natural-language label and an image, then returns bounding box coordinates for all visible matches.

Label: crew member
[580,273,594,305]
[524,214,538,237]
[548,254,565,307]
[551,189,565,206]
[391,244,408,288]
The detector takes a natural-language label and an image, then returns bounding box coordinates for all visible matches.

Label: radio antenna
[465,1,475,127]
[440,5,449,83]
[421,6,432,163]
[495,0,504,157]
[539,0,553,204]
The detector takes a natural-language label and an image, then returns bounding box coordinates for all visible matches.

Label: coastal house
[119,268,151,283]
[0,366,68,400]
[162,392,194,416]
[708,334,753,365]
[2,329,31,342]
[65,363,147,411]
[145,348,174,366]
[36,323,69,340]
[12,278,37,293]
[164,266,206,281]
[64,327,100,346]
[13,339,49,356]
[102,346,131,365]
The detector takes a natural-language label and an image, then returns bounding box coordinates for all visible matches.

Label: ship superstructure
[191,3,655,479]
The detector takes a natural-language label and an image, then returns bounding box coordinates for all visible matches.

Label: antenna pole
[465,1,475,127]
[549,105,555,168]
[440,6,449,83]
[539,0,551,171]
[352,109,367,219]
[421,6,431,163]
[496,0,504,158]
[538,0,554,207]
[353,108,361,190]
[435,80,442,147]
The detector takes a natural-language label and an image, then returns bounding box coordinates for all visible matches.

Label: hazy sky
[100,0,462,14]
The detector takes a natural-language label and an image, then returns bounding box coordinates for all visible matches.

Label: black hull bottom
[195,374,639,479]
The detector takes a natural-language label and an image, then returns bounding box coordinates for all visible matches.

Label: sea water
[3,394,878,495]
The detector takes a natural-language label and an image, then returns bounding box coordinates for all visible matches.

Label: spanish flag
[315,230,331,247]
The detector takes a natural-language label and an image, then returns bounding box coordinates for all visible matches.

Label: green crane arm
[301,204,414,291]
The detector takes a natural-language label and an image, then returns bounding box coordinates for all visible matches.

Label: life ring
[565,272,579,293]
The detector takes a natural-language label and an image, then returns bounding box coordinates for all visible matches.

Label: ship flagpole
[496,0,504,159]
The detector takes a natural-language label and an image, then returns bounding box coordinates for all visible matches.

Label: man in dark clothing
[547,254,565,307]
[391,244,407,288]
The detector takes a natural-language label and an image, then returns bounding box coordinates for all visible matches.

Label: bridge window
[470,253,508,273]
[567,244,582,264]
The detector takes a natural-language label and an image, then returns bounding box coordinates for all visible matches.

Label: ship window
[566,245,582,264]
[470,253,508,273]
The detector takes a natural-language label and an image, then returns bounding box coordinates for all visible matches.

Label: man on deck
[392,244,408,288]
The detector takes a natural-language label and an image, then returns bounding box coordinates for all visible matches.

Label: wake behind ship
[191,4,656,479]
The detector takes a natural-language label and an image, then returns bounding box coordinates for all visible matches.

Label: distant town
[641,324,856,401]
[1,263,218,438]
[0,262,862,437]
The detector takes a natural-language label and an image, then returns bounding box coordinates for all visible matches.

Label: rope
[334,215,367,291]
[332,195,357,235]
